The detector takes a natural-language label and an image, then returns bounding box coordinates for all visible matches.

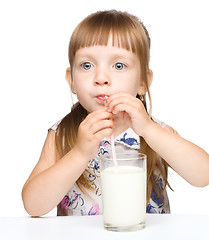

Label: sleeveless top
[50,118,170,216]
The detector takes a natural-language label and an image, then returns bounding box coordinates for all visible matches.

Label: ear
[65,67,76,94]
[137,69,153,95]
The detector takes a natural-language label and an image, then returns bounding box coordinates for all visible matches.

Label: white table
[0,214,208,240]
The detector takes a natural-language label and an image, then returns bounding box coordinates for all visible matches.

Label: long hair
[55,10,172,206]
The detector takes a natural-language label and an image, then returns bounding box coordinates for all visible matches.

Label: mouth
[96,94,109,104]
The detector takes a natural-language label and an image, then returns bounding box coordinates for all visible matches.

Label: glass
[100,153,147,232]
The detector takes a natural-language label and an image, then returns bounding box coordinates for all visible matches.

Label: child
[22,10,209,216]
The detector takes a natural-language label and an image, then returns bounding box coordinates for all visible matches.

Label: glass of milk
[100,153,146,232]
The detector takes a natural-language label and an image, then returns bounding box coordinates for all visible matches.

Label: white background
[0,0,208,217]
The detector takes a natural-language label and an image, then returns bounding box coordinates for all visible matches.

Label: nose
[94,68,110,86]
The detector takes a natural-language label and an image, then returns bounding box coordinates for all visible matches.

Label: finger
[107,92,131,102]
[106,92,133,103]
[108,97,137,114]
[81,111,114,137]
[91,118,114,135]
[83,109,114,126]
[94,127,113,141]
[111,102,136,117]
[84,107,107,121]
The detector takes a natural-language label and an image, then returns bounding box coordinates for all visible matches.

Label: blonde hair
[55,10,171,206]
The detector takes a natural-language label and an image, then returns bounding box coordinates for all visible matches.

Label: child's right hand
[74,107,114,160]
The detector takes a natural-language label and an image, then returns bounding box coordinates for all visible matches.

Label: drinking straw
[104,97,118,167]
[110,134,118,168]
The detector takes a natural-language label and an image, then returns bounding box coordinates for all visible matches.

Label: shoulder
[42,128,59,164]
[24,127,58,186]
[49,119,62,132]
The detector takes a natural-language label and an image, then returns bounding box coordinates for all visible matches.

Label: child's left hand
[106,92,152,137]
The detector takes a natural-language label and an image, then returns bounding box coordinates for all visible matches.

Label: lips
[96,94,109,103]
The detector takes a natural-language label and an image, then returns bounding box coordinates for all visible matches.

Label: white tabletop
[0,214,208,240]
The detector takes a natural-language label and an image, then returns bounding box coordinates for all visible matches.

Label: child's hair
[55,10,171,205]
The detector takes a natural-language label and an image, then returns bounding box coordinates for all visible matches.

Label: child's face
[71,37,143,113]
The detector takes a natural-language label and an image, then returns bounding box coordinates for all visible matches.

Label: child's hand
[74,108,114,160]
[106,92,152,137]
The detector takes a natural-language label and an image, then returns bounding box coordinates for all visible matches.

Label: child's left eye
[113,63,127,70]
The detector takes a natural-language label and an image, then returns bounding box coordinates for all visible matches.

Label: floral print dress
[50,120,170,216]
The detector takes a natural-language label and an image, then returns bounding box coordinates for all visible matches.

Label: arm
[22,130,89,217]
[143,121,209,187]
[106,92,209,187]
[22,108,114,217]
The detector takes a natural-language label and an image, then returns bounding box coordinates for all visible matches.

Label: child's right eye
[81,62,93,70]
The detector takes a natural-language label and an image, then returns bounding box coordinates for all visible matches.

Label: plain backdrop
[0,0,208,217]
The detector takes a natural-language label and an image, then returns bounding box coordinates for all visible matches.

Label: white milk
[101,166,146,227]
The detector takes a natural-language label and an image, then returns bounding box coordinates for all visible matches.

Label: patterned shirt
[51,121,170,216]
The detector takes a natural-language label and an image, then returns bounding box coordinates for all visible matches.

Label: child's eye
[81,62,93,70]
[113,62,127,70]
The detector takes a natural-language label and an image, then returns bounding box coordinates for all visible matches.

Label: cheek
[74,81,91,103]
[128,84,140,96]
[73,76,87,93]
[129,71,141,92]
[74,85,85,100]
[118,74,140,95]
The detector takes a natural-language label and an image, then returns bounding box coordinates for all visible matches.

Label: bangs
[68,11,149,66]
[74,13,137,51]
